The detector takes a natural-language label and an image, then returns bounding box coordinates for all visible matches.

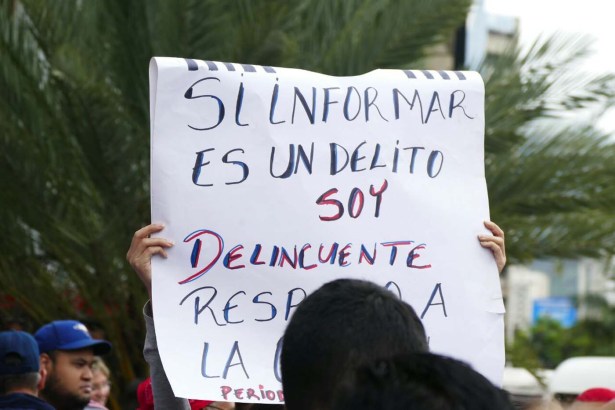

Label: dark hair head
[334,352,514,410]
[281,278,428,410]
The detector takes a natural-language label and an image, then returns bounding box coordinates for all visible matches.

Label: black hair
[281,278,428,410]
[334,352,514,410]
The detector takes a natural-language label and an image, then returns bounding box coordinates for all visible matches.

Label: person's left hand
[478,221,506,273]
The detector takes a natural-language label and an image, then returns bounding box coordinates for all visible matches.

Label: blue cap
[34,320,111,355]
[0,331,40,375]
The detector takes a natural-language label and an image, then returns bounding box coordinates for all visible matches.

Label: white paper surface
[149,57,505,403]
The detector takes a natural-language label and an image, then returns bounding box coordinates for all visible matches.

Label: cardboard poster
[149,57,505,402]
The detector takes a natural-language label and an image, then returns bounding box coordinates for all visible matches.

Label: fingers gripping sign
[478,221,506,273]
[126,224,174,298]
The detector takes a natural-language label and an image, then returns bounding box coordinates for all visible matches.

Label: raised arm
[127,224,190,409]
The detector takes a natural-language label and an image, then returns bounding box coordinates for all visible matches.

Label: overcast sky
[484,0,615,132]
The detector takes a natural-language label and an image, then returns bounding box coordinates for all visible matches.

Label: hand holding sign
[148,57,506,401]
[126,224,173,300]
[479,221,506,273]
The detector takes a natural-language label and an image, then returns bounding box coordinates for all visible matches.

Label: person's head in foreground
[334,352,514,410]
[0,330,44,396]
[35,320,111,410]
[281,278,428,410]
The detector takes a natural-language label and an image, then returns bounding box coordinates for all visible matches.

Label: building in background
[422,0,518,70]
[504,266,549,341]
[505,257,614,341]
[465,0,518,69]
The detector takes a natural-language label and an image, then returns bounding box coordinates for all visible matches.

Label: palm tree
[482,35,615,263]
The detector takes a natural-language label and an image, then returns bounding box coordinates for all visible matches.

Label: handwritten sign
[149,57,505,402]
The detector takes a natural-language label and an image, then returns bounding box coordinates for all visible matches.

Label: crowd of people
[0,320,112,410]
[1,221,613,409]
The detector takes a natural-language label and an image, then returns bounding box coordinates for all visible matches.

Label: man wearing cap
[34,320,111,410]
[0,330,54,409]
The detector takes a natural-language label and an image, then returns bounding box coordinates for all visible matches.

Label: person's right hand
[126,224,173,299]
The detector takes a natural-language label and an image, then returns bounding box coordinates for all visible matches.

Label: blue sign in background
[532,297,577,328]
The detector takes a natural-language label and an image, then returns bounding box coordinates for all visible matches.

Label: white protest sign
[149,57,505,403]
